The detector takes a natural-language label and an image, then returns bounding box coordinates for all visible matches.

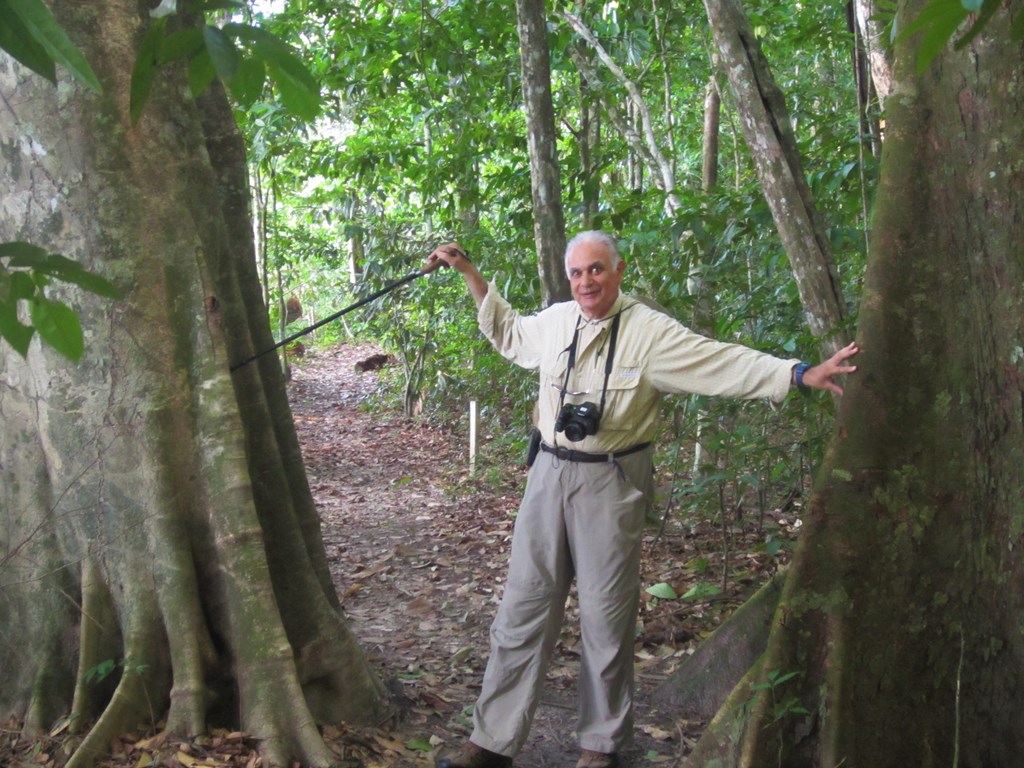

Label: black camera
[554,402,601,442]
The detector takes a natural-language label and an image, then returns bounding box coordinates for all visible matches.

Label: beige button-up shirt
[478,285,799,454]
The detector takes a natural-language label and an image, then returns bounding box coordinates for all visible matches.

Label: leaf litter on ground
[1,342,800,768]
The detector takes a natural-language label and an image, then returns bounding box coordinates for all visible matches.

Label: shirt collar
[578,293,627,326]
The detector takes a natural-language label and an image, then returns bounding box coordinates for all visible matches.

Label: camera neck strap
[558,311,623,416]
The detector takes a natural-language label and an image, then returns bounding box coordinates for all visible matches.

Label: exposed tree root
[66,597,168,768]
[654,570,785,719]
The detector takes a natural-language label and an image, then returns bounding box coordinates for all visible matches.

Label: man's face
[567,240,625,320]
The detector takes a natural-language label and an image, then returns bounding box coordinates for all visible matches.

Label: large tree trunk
[0,5,387,768]
[687,3,1024,765]
[703,0,848,356]
[515,0,570,305]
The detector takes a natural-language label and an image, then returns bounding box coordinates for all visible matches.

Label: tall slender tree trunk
[576,28,601,228]
[848,1,883,161]
[651,0,676,184]
[704,0,848,356]
[701,78,721,195]
[0,6,386,768]
[690,76,723,476]
[686,4,1024,765]
[852,0,893,110]
[515,0,570,305]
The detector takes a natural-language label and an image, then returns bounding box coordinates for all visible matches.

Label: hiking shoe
[435,741,513,768]
[575,750,619,768]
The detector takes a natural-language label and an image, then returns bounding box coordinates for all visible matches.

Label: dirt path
[0,343,792,768]
[289,344,709,767]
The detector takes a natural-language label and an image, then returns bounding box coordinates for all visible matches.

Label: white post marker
[469,400,478,475]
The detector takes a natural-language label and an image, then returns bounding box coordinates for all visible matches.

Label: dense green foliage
[239,1,870,524]
[0,0,877,537]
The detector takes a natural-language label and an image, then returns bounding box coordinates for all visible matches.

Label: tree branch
[557,9,681,213]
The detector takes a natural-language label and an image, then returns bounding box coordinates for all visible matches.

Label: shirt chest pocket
[540,357,570,393]
[593,362,643,433]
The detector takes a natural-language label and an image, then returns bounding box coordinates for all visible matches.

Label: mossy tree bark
[686,3,1024,766]
[0,4,387,767]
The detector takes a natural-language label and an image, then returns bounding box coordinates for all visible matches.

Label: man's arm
[427,243,489,308]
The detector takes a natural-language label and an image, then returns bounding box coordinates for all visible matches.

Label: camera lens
[563,421,586,442]
[554,402,600,442]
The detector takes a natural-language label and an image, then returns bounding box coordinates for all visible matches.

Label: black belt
[540,441,651,463]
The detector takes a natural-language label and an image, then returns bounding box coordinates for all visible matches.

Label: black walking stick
[230,255,449,373]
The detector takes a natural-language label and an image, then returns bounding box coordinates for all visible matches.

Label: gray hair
[564,230,621,275]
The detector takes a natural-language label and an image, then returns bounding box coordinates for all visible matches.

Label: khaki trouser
[470,446,653,756]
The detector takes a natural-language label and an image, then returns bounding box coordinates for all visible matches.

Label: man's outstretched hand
[802,342,860,396]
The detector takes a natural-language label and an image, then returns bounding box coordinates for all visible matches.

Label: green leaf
[0,1,56,84]
[13,252,79,272]
[30,296,84,361]
[681,582,722,600]
[123,661,151,676]
[203,24,239,81]
[645,582,679,601]
[130,17,168,124]
[183,0,245,12]
[896,0,970,73]
[57,269,121,300]
[3,249,122,299]
[0,300,35,357]
[769,669,800,685]
[84,659,117,684]
[0,241,49,262]
[228,55,266,106]
[40,255,122,299]
[225,24,320,121]
[918,5,969,72]
[955,0,1001,49]
[763,537,783,557]
[159,28,205,64]
[10,272,37,300]
[405,739,433,752]
[2,0,101,92]
[188,49,218,97]
[266,58,320,121]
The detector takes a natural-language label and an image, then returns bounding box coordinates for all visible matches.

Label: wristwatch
[793,362,811,394]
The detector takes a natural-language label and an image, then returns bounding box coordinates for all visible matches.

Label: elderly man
[428,231,858,768]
